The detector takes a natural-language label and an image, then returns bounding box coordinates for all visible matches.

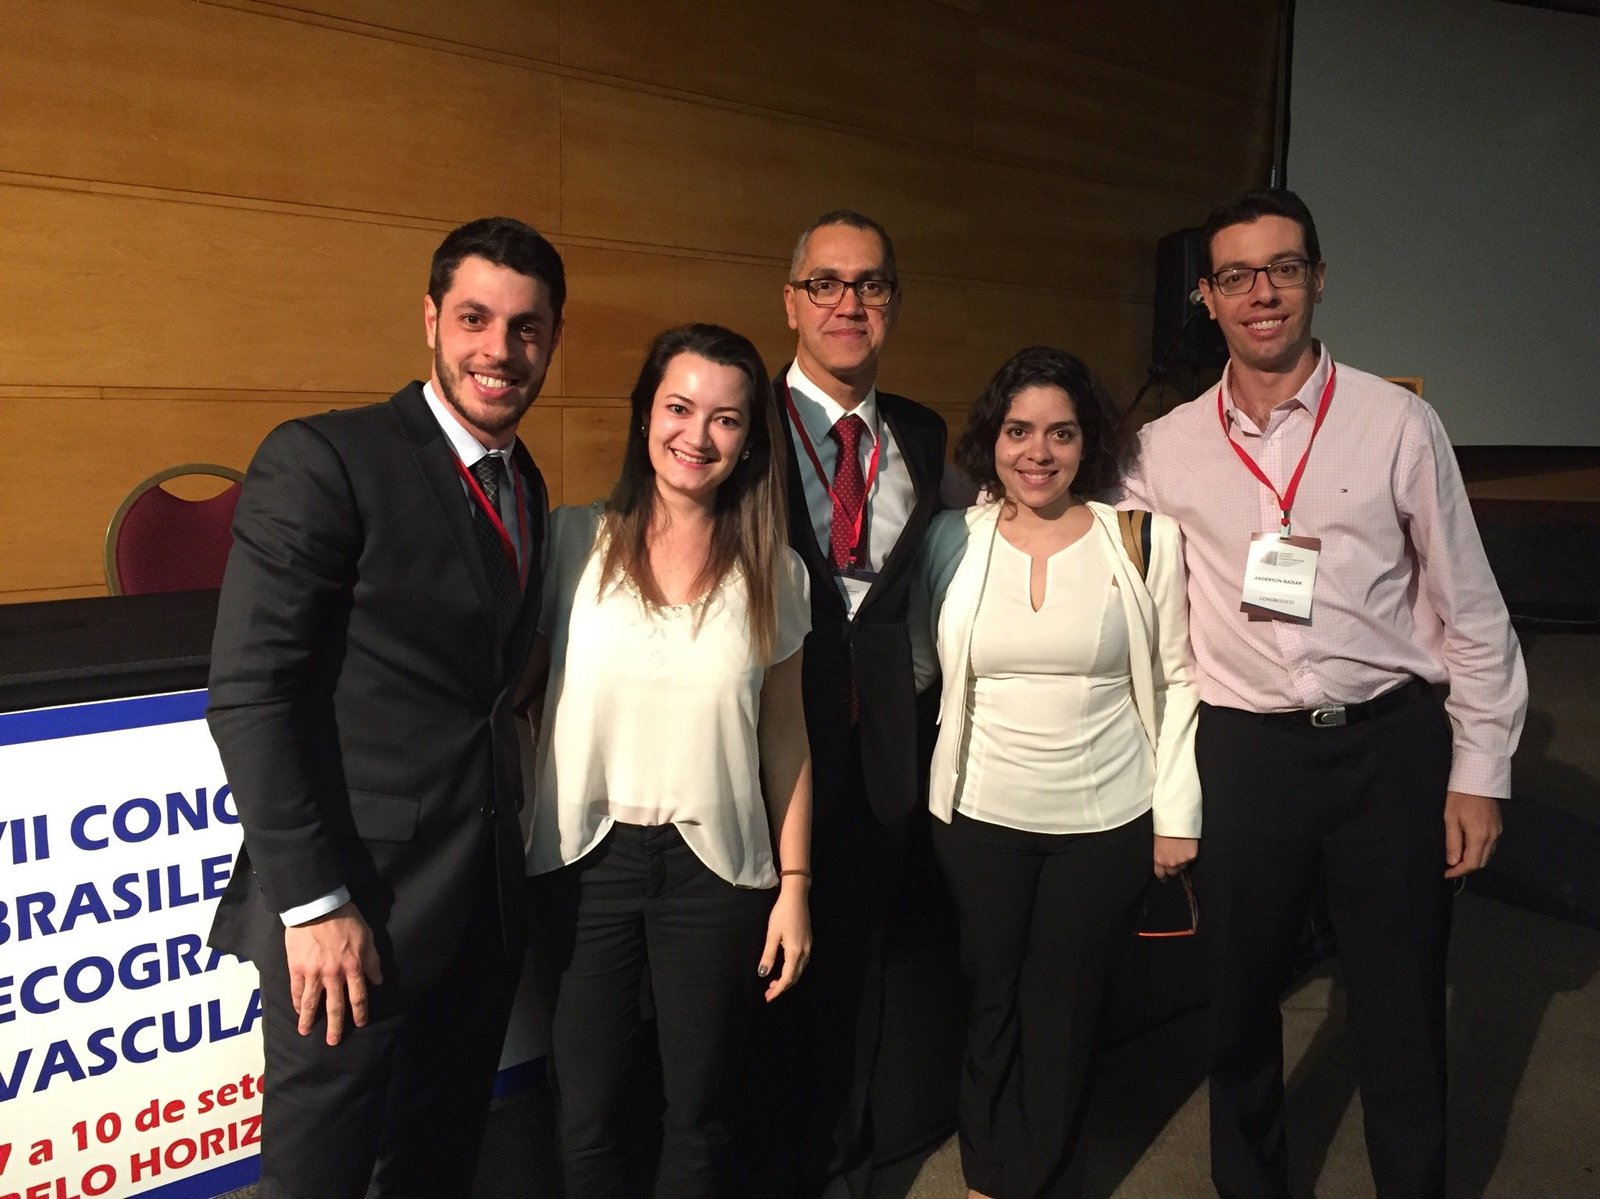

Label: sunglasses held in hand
[1138,867,1198,938]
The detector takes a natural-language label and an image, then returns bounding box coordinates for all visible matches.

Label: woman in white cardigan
[913,346,1200,1199]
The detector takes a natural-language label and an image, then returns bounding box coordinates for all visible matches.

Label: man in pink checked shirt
[1121,188,1526,1199]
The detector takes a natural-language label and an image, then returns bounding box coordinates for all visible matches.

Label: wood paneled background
[0,0,1281,603]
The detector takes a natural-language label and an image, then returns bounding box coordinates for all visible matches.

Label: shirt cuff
[279,886,351,927]
[1447,752,1513,800]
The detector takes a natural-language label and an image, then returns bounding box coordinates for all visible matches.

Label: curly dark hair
[954,346,1126,502]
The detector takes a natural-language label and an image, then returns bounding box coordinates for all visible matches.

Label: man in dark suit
[768,209,948,1199]
[206,217,564,1198]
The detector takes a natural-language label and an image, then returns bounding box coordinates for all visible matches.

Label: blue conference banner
[0,691,263,1199]
[0,691,544,1199]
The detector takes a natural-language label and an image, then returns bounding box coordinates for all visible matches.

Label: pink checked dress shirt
[1121,346,1525,798]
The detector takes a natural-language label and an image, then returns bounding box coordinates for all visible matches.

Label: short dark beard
[433,343,531,441]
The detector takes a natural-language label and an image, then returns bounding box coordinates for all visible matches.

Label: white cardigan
[913,500,1201,838]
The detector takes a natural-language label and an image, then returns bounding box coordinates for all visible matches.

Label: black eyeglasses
[1137,868,1198,938]
[789,277,897,308]
[1208,258,1315,297]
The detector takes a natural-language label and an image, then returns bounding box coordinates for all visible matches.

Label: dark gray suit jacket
[778,371,947,824]
[206,381,545,990]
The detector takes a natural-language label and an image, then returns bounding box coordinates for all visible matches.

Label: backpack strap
[1118,509,1153,581]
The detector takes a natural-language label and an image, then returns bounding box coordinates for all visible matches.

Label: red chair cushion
[114,481,242,594]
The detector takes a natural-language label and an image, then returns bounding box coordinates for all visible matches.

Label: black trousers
[736,742,905,1199]
[932,808,1151,1199]
[541,823,772,1199]
[796,754,906,1199]
[1198,683,1454,1199]
[255,846,522,1199]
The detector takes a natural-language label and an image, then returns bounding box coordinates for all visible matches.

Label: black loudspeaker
[1153,228,1228,369]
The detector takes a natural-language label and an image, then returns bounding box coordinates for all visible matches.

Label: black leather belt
[1255,677,1428,730]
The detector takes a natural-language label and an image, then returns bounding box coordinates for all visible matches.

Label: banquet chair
[104,462,245,595]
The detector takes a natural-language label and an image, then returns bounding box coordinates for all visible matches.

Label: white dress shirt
[422,380,528,571]
[784,360,917,616]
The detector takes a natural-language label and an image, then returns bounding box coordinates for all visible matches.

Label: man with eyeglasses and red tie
[742,209,948,1199]
[1121,188,1526,1199]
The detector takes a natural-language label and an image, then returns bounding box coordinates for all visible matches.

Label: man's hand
[1444,790,1502,879]
[284,901,383,1046]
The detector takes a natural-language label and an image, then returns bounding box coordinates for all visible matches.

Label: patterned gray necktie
[470,455,519,614]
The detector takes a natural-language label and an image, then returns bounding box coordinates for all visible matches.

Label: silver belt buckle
[1310,704,1347,728]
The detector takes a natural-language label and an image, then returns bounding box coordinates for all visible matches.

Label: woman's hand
[757,649,813,1002]
[758,879,812,1002]
[1153,835,1198,880]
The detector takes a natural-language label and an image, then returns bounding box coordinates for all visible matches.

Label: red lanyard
[779,379,882,561]
[454,453,532,588]
[1217,362,1336,536]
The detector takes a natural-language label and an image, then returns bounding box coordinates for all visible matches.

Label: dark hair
[599,324,790,662]
[428,217,567,323]
[954,346,1125,502]
[1202,188,1321,275]
[789,209,898,284]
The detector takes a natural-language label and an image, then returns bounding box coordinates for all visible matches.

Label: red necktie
[828,414,869,570]
[829,414,869,723]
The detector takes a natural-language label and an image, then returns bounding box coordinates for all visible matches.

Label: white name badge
[834,568,877,618]
[1239,533,1322,623]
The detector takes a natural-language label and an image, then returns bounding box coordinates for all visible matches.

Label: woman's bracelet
[780,868,812,879]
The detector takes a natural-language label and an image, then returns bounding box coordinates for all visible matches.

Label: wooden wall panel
[558,247,793,399]
[0,395,366,595]
[0,185,460,393]
[928,404,971,456]
[0,392,573,596]
[234,0,563,62]
[556,246,1150,413]
[560,408,633,506]
[0,0,1284,601]
[0,0,562,224]
[974,160,1197,300]
[974,26,1269,197]
[978,0,1282,99]
[558,80,924,262]
[561,0,976,144]
[519,405,567,503]
[889,282,1151,407]
[560,80,1193,299]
